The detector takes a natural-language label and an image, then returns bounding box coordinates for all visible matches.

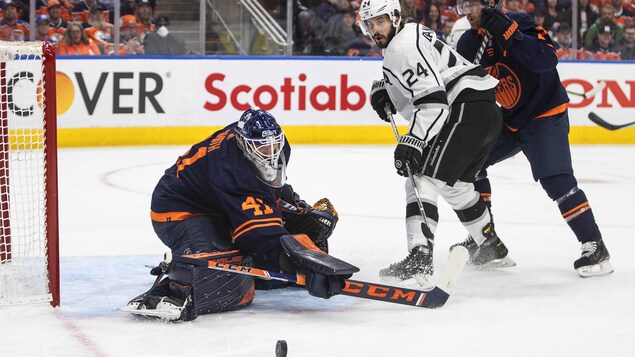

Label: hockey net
[0,41,59,307]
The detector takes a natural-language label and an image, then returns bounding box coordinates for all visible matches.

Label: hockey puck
[275,340,287,357]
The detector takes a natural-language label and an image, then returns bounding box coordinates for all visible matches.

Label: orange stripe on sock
[562,201,590,222]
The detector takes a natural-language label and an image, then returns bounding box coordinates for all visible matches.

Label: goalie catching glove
[277,184,338,253]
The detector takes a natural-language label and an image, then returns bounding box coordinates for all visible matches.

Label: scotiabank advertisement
[54,57,633,128]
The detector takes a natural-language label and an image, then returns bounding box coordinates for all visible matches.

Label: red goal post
[0,41,59,307]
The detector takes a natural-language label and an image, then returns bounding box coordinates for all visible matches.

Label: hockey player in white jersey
[359,0,515,283]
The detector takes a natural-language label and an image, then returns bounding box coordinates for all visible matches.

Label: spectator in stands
[323,9,359,55]
[57,21,101,55]
[0,0,29,41]
[294,7,325,55]
[554,22,572,50]
[401,0,424,23]
[552,22,595,59]
[314,0,350,24]
[84,5,113,49]
[36,0,73,22]
[143,16,188,55]
[119,0,137,16]
[345,34,381,56]
[72,0,108,24]
[33,14,52,42]
[119,14,144,54]
[560,0,599,46]
[46,0,69,29]
[533,7,547,28]
[543,0,567,32]
[439,17,456,44]
[505,0,524,12]
[423,2,444,37]
[135,0,155,35]
[3,0,28,22]
[611,0,634,26]
[618,23,635,59]
[585,4,624,47]
[585,20,622,59]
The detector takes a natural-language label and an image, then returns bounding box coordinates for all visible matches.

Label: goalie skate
[379,246,433,286]
[574,238,614,278]
[120,295,188,322]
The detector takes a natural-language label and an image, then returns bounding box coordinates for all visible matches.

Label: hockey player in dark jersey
[359,0,514,286]
[455,0,613,277]
[124,108,357,321]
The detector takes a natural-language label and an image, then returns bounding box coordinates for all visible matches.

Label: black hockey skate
[574,236,614,277]
[379,245,433,286]
[451,224,516,268]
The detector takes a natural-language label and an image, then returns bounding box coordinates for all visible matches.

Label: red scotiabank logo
[563,79,635,108]
[203,73,367,111]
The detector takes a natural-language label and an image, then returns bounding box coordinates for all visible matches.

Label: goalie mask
[358,0,401,36]
[236,107,286,188]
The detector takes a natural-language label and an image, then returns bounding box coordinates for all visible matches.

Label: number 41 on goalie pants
[177,246,469,309]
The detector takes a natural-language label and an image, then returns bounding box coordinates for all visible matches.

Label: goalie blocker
[123,234,358,322]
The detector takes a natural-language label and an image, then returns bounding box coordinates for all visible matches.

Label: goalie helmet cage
[0,41,59,307]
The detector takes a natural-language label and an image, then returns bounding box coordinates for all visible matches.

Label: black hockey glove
[394,134,424,177]
[280,234,358,299]
[370,79,395,122]
[279,249,349,299]
[481,8,519,50]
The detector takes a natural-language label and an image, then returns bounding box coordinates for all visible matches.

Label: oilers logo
[487,63,521,109]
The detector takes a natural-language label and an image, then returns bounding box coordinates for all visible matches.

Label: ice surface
[1,145,634,356]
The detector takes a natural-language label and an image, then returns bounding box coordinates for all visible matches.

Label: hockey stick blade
[175,247,469,309]
[588,112,635,131]
[567,81,606,99]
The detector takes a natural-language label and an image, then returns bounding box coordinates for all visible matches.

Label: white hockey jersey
[382,23,498,144]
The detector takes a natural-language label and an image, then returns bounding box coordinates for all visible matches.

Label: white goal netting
[0,41,56,306]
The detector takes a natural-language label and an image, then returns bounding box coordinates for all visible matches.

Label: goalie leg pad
[280,234,359,276]
[170,252,256,315]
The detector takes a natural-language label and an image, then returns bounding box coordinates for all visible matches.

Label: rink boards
[41,56,635,146]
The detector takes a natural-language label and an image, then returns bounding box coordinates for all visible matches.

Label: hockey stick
[588,112,635,131]
[175,246,469,309]
[566,81,606,99]
[386,109,435,243]
[474,0,505,64]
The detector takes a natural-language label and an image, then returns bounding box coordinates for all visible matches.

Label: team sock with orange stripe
[541,174,600,243]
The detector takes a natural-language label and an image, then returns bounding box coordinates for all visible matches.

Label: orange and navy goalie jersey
[150,122,291,265]
[456,12,570,131]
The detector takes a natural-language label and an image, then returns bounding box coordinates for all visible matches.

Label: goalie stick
[588,112,635,131]
[175,246,469,309]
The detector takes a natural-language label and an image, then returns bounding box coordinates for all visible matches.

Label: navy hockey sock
[540,174,600,243]
[474,177,492,210]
